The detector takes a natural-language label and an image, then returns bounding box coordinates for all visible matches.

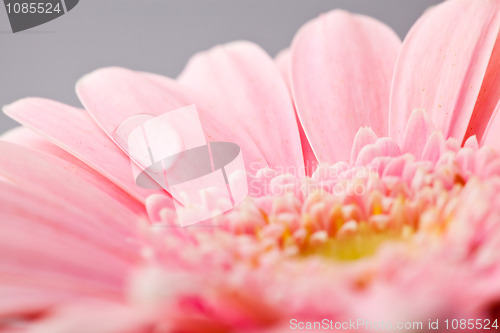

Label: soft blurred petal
[0,181,141,318]
[0,141,145,223]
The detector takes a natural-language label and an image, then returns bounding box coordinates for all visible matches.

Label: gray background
[0,0,443,134]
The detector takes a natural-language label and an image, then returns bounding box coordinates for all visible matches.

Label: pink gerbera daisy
[1,0,500,331]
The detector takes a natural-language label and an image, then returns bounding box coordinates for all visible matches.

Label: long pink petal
[291,10,401,164]
[481,99,500,148]
[275,48,318,175]
[389,0,500,143]
[27,302,151,333]
[0,285,77,319]
[274,49,293,93]
[3,99,159,204]
[0,141,145,225]
[178,42,304,175]
[0,127,146,213]
[76,67,268,174]
[465,33,500,143]
[1,126,91,167]
[0,182,141,317]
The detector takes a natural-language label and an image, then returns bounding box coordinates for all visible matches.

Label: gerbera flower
[1,0,500,331]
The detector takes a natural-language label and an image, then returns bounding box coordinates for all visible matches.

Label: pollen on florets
[149,125,500,265]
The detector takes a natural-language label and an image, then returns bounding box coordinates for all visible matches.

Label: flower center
[224,160,467,262]
[300,221,413,261]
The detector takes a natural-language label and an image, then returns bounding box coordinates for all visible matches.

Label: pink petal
[482,99,500,148]
[291,10,401,163]
[0,284,78,319]
[3,98,158,204]
[382,156,407,178]
[0,127,145,213]
[355,144,382,167]
[274,49,292,93]
[1,126,89,167]
[275,48,318,175]
[0,205,134,289]
[463,135,479,151]
[350,127,379,164]
[146,194,175,224]
[389,0,500,143]
[375,137,401,158]
[26,302,151,333]
[0,141,144,225]
[421,131,446,165]
[0,182,141,317]
[401,109,436,159]
[178,42,304,174]
[77,67,268,173]
[464,33,500,143]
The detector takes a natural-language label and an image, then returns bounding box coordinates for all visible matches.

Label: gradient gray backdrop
[0,0,443,133]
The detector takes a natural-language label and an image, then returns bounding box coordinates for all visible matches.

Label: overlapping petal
[3,98,159,204]
[290,10,401,164]
[77,67,268,173]
[0,141,146,223]
[389,0,500,144]
[275,48,318,175]
[179,42,304,175]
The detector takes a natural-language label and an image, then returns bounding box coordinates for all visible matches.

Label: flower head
[1,0,500,331]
